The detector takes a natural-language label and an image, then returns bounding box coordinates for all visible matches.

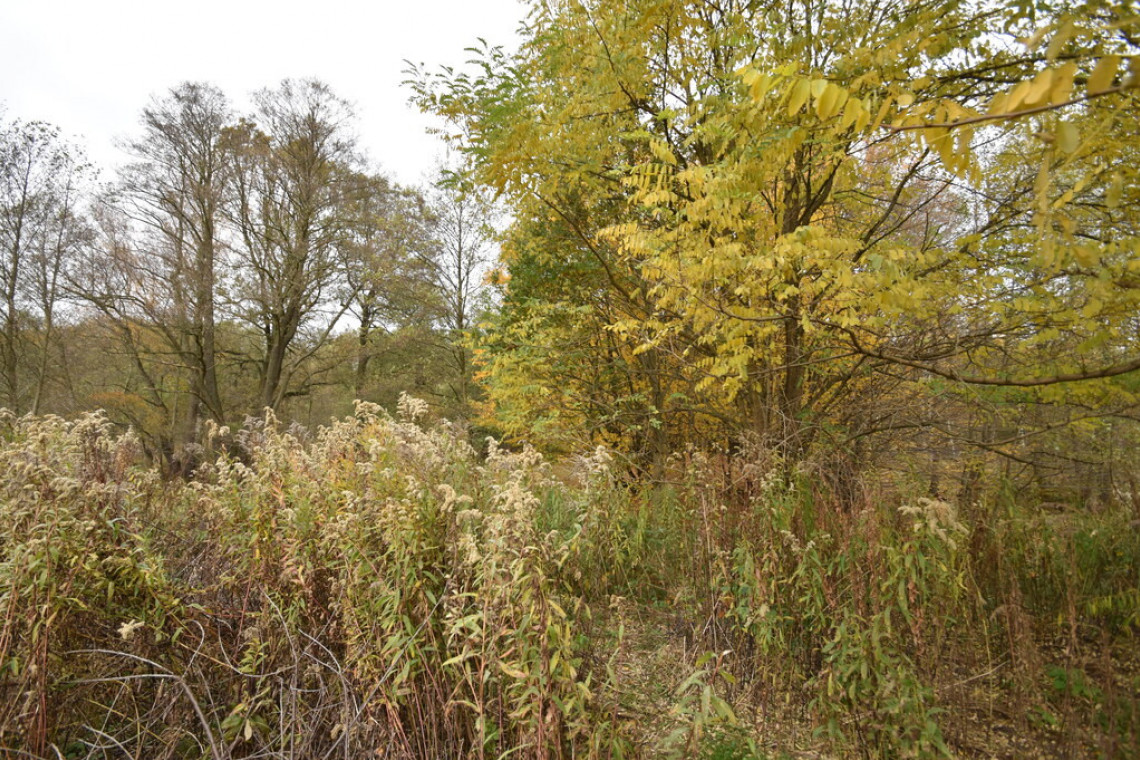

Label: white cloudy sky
[0,0,526,185]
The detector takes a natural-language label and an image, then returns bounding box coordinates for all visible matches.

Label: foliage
[413,0,1140,487]
[1,1,1139,756]
[2,408,1137,757]
[0,405,632,758]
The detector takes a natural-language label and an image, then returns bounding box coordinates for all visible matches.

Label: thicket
[1,405,1136,758]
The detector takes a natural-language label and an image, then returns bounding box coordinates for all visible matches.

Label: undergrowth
[0,407,1136,758]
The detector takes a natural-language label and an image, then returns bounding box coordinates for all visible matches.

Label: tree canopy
[412,0,1139,483]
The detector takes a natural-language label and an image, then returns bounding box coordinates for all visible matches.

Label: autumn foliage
[2,0,1140,757]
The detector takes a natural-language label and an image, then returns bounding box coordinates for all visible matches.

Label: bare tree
[0,118,93,413]
[341,166,495,414]
[118,82,233,429]
[422,166,497,413]
[230,79,368,411]
[68,83,234,470]
[69,200,199,468]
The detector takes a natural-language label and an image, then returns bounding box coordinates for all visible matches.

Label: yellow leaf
[1035,161,1051,212]
[869,97,893,130]
[749,72,774,99]
[1006,79,1033,111]
[841,97,864,129]
[925,126,949,149]
[1106,173,1123,208]
[956,127,974,161]
[986,91,1009,115]
[501,662,528,679]
[1024,69,1054,106]
[816,83,842,119]
[787,78,811,116]
[1045,21,1074,61]
[1073,246,1099,267]
[1056,121,1079,154]
[1088,55,1120,94]
[927,126,959,173]
[1021,25,1050,50]
[831,86,849,114]
[1051,62,1078,103]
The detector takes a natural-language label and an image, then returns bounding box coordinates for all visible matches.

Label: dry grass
[0,405,1136,758]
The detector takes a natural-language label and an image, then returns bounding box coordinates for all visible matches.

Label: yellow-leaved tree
[414,0,1139,487]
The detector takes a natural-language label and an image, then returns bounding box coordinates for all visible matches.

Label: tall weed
[0,404,629,758]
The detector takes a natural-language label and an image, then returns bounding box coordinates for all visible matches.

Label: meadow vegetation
[0,401,1136,758]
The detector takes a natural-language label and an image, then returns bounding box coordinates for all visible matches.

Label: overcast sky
[0,0,526,186]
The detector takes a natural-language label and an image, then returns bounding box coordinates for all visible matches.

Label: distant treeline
[1,80,496,472]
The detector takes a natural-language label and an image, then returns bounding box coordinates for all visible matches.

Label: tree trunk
[778,293,807,462]
[355,306,374,400]
[197,230,224,423]
[3,201,25,413]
